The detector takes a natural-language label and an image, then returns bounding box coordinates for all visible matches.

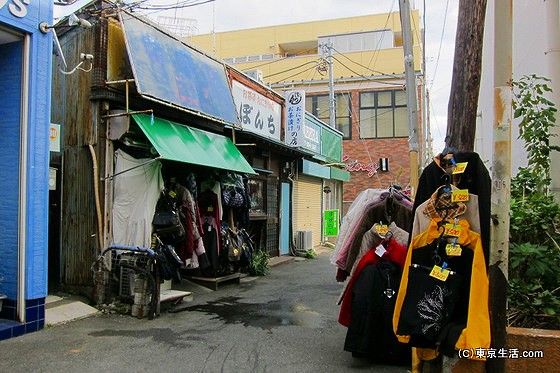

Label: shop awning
[132,113,257,175]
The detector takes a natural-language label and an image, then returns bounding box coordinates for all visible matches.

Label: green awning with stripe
[132,113,256,175]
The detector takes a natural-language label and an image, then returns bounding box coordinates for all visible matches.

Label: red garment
[338,239,407,327]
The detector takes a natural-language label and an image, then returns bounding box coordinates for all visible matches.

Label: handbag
[153,191,185,243]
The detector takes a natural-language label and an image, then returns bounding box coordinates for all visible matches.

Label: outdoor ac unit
[245,69,264,83]
[296,230,313,251]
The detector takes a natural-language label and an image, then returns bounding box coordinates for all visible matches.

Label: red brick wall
[341,91,412,215]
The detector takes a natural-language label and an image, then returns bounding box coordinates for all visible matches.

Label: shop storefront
[0,1,53,339]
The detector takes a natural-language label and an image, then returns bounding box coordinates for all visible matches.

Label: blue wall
[0,0,52,302]
[0,42,23,299]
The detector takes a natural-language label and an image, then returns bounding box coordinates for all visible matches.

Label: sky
[55,0,459,153]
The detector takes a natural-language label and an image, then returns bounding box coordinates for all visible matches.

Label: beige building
[189,12,425,245]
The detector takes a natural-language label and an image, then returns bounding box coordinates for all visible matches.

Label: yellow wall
[188,11,423,85]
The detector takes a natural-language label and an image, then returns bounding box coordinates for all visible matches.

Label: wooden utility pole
[398,0,419,196]
[446,0,487,151]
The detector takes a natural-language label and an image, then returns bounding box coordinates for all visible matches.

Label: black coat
[411,152,491,264]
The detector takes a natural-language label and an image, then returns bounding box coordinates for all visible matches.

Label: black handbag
[152,191,185,243]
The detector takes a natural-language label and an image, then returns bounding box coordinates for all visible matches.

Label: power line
[330,54,405,87]
[331,46,404,79]
[263,59,320,79]
[428,0,450,92]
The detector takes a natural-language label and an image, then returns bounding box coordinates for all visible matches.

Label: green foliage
[512,74,560,193]
[248,250,271,276]
[508,75,560,330]
[305,249,317,259]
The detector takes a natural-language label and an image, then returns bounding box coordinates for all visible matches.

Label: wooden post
[446,0,487,151]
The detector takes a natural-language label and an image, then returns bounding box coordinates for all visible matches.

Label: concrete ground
[4,247,408,372]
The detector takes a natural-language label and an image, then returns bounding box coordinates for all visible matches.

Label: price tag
[451,189,469,203]
[168,190,177,198]
[429,265,450,281]
[444,223,461,237]
[452,162,468,174]
[446,243,462,256]
[207,206,214,213]
[375,224,389,236]
[375,244,387,257]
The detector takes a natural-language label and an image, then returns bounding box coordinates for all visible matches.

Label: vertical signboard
[231,80,281,141]
[324,209,339,236]
[285,90,306,147]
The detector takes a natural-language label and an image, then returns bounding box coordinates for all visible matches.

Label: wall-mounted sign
[324,209,339,236]
[120,12,238,125]
[1,0,37,19]
[50,123,60,152]
[285,90,306,147]
[231,80,281,141]
[341,155,379,177]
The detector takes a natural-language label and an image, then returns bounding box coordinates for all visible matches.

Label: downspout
[89,144,103,252]
[17,34,31,323]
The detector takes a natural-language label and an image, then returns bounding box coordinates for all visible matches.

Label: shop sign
[341,154,379,177]
[231,80,281,141]
[285,90,305,147]
[1,0,34,19]
[50,123,60,152]
[324,209,339,236]
[301,121,320,153]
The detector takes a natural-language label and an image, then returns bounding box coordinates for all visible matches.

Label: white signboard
[50,123,61,152]
[232,80,281,141]
[285,90,306,147]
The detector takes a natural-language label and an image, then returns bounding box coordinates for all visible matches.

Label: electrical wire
[263,59,320,79]
[330,54,404,87]
[428,0,450,92]
[331,46,404,79]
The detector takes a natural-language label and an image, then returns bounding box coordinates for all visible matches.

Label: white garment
[112,149,164,248]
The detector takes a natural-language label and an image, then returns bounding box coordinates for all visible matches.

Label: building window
[248,179,265,215]
[358,90,408,139]
[305,93,352,139]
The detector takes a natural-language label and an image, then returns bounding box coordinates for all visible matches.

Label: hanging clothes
[332,189,412,273]
[112,149,164,248]
[392,218,491,359]
[339,238,408,327]
[410,151,491,263]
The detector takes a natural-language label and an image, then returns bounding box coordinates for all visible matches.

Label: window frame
[358,90,408,139]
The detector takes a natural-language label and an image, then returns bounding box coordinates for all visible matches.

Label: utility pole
[327,39,336,128]
[445,0,487,151]
[488,1,512,372]
[545,0,560,202]
[398,0,419,196]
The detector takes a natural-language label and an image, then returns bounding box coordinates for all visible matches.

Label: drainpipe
[17,34,31,324]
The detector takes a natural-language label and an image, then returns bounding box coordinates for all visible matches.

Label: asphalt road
[0,249,409,373]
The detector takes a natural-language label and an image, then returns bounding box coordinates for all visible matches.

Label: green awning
[132,113,256,175]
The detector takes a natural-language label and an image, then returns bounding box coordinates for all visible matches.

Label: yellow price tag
[375,224,389,235]
[444,223,461,237]
[452,162,468,174]
[446,243,462,256]
[168,190,177,198]
[451,189,469,203]
[429,265,450,281]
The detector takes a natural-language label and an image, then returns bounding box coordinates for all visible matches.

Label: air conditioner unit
[296,230,313,251]
[245,69,264,83]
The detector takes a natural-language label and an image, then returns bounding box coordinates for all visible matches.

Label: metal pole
[399,0,420,196]
[489,1,512,372]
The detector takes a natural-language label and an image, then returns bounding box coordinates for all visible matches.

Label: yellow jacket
[392,218,490,359]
